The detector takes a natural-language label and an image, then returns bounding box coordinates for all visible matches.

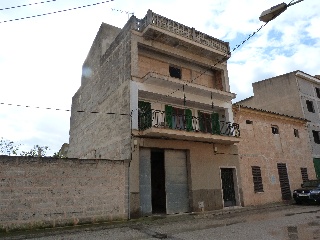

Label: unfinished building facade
[69,10,241,217]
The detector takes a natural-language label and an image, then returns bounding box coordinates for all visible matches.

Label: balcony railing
[138,109,240,137]
[134,10,230,55]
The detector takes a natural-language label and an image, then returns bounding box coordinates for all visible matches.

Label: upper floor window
[300,167,309,182]
[138,101,152,130]
[306,100,315,113]
[294,129,299,138]
[169,66,181,79]
[246,120,253,124]
[316,87,320,99]
[165,105,193,131]
[312,130,320,144]
[271,125,279,134]
[198,111,220,134]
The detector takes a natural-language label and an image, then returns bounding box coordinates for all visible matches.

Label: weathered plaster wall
[233,107,316,206]
[240,72,303,119]
[68,19,133,159]
[0,156,128,232]
[296,76,320,157]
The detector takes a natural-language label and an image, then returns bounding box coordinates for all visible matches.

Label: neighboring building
[238,71,320,179]
[68,10,242,217]
[233,105,316,206]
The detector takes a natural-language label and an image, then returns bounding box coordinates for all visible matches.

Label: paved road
[2,204,320,240]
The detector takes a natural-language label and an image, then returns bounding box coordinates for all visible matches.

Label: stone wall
[0,156,128,232]
[68,18,134,160]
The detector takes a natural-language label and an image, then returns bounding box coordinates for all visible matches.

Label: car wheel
[295,200,302,205]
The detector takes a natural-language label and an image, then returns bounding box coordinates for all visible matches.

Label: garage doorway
[139,148,189,216]
[151,149,166,213]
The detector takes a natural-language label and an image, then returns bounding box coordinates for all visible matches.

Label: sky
[0,0,319,155]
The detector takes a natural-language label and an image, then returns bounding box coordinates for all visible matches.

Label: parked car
[293,180,320,204]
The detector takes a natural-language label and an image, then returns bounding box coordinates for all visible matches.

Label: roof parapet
[133,10,230,55]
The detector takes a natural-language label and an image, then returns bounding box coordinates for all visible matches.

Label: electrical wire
[0,102,130,116]
[0,14,270,115]
[146,0,301,103]
[0,0,115,24]
[0,0,294,116]
[111,8,133,15]
[0,0,57,11]
[151,20,269,105]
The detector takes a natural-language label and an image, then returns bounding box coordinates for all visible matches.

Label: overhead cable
[0,102,130,116]
[0,0,115,24]
[0,0,57,11]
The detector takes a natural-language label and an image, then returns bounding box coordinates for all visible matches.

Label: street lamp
[259,0,304,22]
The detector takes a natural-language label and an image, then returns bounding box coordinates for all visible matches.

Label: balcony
[133,10,230,60]
[141,72,235,102]
[136,109,240,144]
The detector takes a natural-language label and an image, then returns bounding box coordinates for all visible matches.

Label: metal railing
[138,109,240,137]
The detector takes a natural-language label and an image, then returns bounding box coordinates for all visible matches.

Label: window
[165,105,193,131]
[316,87,320,98]
[198,111,220,134]
[138,101,152,130]
[294,129,299,138]
[312,130,320,144]
[271,125,279,134]
[169,66,181,79]
[252,166,264,192]
[246,120,253,124]
[306,100,315,113]
[300,168,309,182]
[198,112,212,133]
[172,107,185,130]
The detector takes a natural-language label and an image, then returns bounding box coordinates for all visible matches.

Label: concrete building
[237,71,320,179]
[233,105,316,206]
[68,10,241,217]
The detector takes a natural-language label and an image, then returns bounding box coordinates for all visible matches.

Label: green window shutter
[165,105,173,129]
[313,158,320,180]
[138,101,152,130]
[198,111,204,132]
[211,112,220,135]
[185,109,193,132]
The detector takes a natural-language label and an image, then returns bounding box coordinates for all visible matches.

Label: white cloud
[0,0,319,153]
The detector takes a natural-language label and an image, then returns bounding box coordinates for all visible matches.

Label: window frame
[312,130,320,144]
[271,125,279,135]
[315,87,320,99]
[294,129,299,138]
[169,65,182,79]
[246,120,253,124]
[300,167,309,182]
[252,166,264,193]
[306,100,315,113]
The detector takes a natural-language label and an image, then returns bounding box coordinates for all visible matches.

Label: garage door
[139,148,152,216]
[165,150,189,214]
